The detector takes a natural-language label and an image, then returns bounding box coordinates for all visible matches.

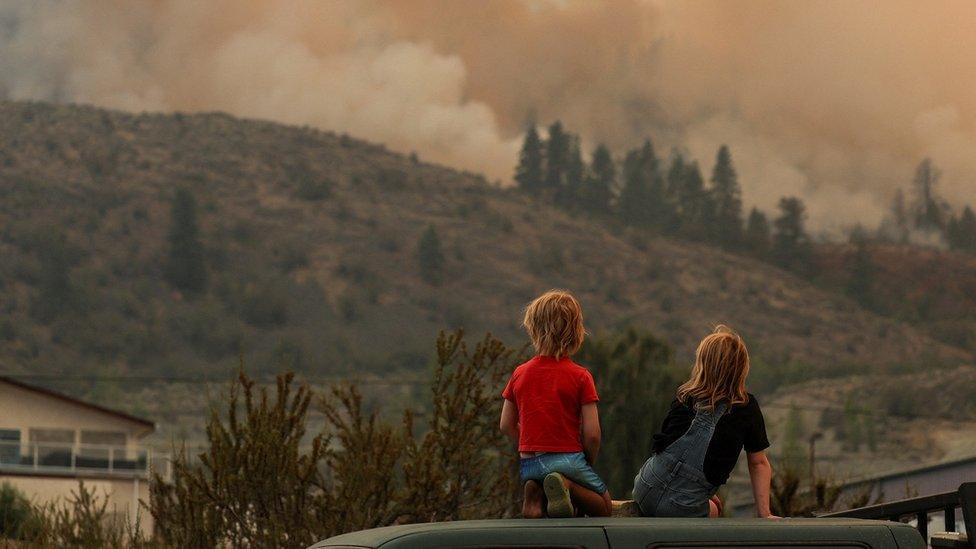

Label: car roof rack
[820,482,976,549]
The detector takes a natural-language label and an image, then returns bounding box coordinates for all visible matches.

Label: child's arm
[746,450,778,518]
[580,402,601,465]
[499,399,519,441]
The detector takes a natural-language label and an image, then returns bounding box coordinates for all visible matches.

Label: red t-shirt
[501,355,599,453]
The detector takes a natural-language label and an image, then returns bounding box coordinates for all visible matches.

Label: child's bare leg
[564,477,612,517]
[523,480,545,519]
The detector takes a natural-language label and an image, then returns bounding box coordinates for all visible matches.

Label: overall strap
[670,401,728,471]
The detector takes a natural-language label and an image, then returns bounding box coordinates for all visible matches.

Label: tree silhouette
[515,126,544,195]
[709,145,743,247]
[417,224,445,285]
[583,144,615,215]
[744,208,772,257]
[619,140,664,228]
[947,206,976,253]
[845,227,875,308]
[577,329,679,497]
[544,121,570,195]
[675,161,711,240]
[910,158,948,232]
[561,135,585,208]
[772,197,813,274]
[164,187,207,294]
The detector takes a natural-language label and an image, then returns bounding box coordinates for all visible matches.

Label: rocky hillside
[0,101,971,416]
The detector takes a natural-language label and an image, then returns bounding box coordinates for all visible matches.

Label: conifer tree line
[515,122,976,269]
[514,121,818,273]
[880,158,976,253]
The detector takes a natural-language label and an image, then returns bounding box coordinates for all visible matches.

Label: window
[28,428,75,443]
[28,428,74,467]
[80,430,126,446]
[78,431,127,469]
[0,429,19,464]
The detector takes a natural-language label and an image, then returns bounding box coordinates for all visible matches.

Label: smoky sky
[3,0,975,231]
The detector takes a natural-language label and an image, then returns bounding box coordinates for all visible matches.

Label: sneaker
[543,472,575,518]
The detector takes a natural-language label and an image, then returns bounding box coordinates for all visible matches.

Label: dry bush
[18,481,149,548]
[396,330,522,522]
[149,329,522,548]
[770,460,881,517]
[149,371,328,548]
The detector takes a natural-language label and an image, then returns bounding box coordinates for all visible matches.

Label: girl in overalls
[633,325,777,518]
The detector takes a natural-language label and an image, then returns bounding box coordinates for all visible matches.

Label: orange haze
[3,0,976,230]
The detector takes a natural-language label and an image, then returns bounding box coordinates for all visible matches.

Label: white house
[0,375,166,533]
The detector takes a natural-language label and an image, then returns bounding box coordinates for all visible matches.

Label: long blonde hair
[676,325,750,410]
[522,290,586,358]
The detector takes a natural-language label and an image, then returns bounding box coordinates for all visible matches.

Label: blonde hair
[523,290,586,358]
[676,325,750,410]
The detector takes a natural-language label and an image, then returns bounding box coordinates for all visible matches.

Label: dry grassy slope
[0,100,970,401]
[817,242,976,351]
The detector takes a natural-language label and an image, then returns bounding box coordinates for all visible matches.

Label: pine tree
[618,139,665,229]
[709,145,743,247]
[165,187,208,294]
[544,121,570,195]
[910,158,948,233]
[845,227,874,308]
[882,189,910,243]
[618,146,650,227]
[663,152,687,234]
[947,206,976,253]
[30,231,76,322]
[744,208,772,257]
[959,206,976,252]
[560,135,585,208]
[675,161,711,240]
[583,144,615,215]
[576,329,679,496]
[514,126,544,195]
[772,196,814,274]
[417,224,445,285]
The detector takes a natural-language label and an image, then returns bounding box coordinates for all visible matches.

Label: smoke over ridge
[3,0,976,231]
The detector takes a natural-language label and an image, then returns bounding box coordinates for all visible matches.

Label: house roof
[841,454,976,488]
[0,375,156,433]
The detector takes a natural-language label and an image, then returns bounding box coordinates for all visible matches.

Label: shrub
[417,225,445,285]
[295,176,333,201]
[0,482,31,540]
[18,481,148,547]
[274,240,310,272]
[149,330,522,547]
[376,168,408,191]
[577,329,680,496]
[240,280,289,327]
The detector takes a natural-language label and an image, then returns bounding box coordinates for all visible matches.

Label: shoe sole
[544,473,574,518]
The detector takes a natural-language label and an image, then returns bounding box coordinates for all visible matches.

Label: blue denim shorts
[520,452,608,495]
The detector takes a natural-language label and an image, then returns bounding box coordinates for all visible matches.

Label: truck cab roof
[311,517,924,549]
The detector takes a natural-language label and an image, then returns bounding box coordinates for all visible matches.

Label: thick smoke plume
[3,0,976,230]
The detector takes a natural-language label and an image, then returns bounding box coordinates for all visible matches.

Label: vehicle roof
[312,517,907,548]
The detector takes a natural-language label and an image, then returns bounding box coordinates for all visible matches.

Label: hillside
[0,101,972,427]
[816,243,976,351]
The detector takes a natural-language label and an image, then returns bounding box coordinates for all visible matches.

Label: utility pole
[809,431,824,491]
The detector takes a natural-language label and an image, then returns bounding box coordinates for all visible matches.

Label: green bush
[0,482,31,540]
[577,329,680,496]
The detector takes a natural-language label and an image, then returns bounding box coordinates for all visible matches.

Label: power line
[4,373,975,422]
[1,372,430,386]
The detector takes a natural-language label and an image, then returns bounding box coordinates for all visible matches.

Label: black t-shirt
[651,393,769,487]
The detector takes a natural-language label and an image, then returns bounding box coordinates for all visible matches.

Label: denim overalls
[633,402,727,517]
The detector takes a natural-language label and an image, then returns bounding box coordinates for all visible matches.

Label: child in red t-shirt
[500,290,612,518]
